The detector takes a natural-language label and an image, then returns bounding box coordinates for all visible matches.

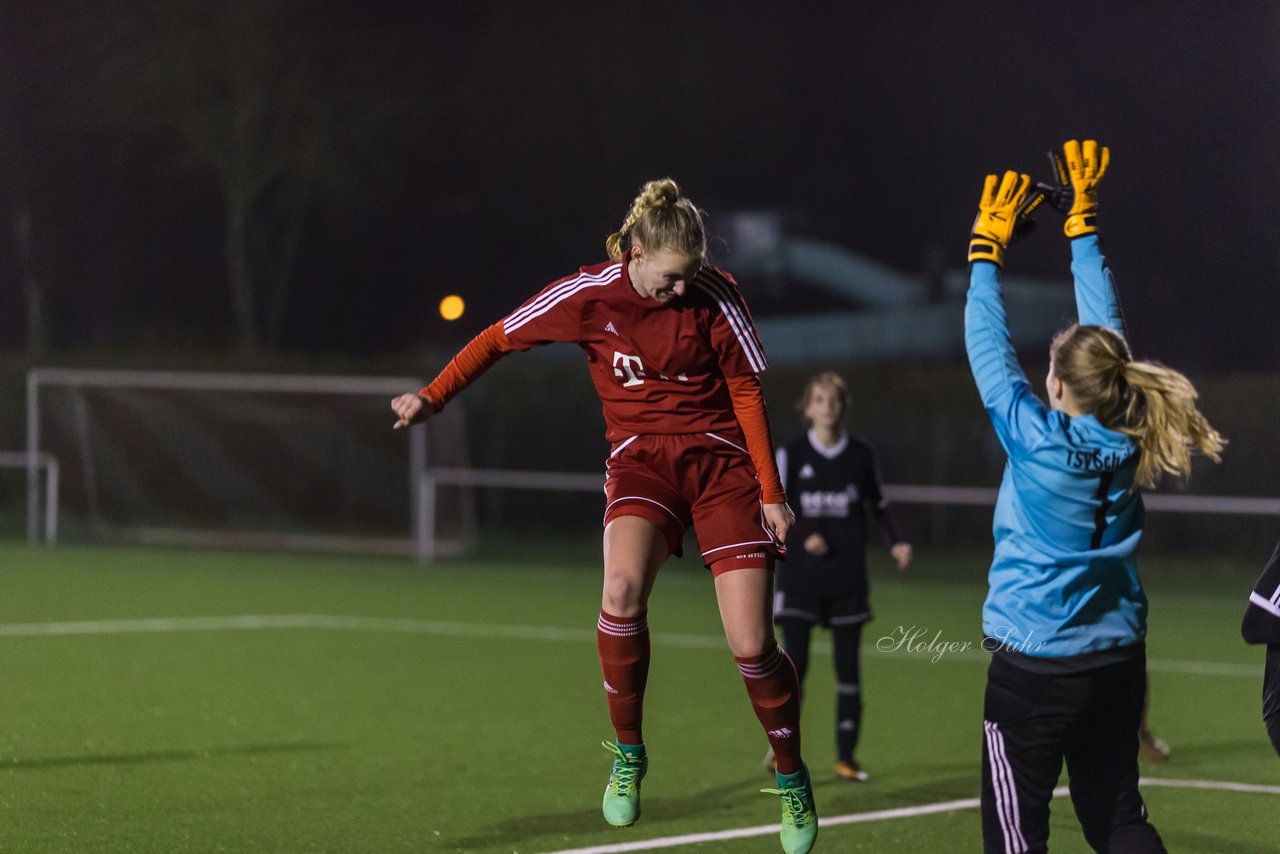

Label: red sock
[597,610,650,745]
[736,643,803,774]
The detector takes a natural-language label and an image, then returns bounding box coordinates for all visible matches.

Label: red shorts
[603,432,779,573]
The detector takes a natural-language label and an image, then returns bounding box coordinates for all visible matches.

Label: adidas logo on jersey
[798,463,816,480]
[766,727,794,739]
[604,321,618,335]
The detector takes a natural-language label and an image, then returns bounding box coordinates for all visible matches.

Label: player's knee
[727,631,776,660]
[601,573,648,616]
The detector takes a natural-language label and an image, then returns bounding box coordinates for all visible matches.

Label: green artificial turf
[0,543,1274,852]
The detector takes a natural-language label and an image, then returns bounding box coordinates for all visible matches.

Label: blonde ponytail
[1119,360,1225,488]
[1051,324,1225,488]
[605,178,707,262]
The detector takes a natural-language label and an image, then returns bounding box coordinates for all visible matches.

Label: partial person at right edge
[1241,541,1280,756]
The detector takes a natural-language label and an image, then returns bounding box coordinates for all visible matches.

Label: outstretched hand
[968,170,1043,266]
[391,393,434,429]
[1052,139,1109,237]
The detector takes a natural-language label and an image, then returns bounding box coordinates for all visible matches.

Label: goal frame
[26,367,435,559]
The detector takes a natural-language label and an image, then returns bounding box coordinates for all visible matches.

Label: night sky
[3,1,1278,370]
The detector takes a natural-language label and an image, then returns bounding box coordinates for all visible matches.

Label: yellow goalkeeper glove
[1051,138,1110,238]
[968,170,1044,266]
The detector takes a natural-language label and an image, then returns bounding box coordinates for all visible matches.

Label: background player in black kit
[767,371,912,781]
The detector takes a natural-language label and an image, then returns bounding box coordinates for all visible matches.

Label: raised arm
[1049,140,1126,335]
[1040,139,1127,334]
[1071,235,1125,335]
[964,171,1051,454]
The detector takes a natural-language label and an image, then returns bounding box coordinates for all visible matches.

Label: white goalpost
[24,368,1280,563]
[25,368,471,560]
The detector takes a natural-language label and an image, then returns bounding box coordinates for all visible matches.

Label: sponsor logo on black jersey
[799,486,860,518]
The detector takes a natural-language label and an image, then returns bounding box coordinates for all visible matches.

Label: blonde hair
[798,371,850,423]
[1050,324,1225,488]
[605,178,707,262]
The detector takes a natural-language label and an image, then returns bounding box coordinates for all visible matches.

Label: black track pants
[981,652,1166,854]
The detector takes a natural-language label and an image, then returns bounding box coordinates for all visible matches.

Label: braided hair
[605,178,707,262]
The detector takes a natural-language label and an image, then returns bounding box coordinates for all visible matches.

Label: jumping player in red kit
[391,178,818,854]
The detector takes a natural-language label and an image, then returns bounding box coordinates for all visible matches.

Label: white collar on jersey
[806,428,849,459]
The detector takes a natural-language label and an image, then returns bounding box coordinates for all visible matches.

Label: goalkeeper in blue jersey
[965,140,1224,854]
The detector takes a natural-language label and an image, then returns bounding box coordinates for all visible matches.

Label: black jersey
[1243,541,1280,645]
[776,430,903,597]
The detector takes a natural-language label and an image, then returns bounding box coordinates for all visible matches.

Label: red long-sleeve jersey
[422,255,785,502]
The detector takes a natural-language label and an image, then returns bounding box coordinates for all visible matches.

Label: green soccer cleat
[601,740,647,828]
[761,763,819,854]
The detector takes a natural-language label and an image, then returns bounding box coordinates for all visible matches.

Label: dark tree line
[3,2,1279,368]
[3,1,457,358]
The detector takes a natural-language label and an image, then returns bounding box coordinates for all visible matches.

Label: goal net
[25,368,474,558]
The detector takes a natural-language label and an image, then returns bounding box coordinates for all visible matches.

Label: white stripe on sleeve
[693,270,767,373]
[503,265,621,334]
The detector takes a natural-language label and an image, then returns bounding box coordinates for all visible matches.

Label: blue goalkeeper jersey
[965,236,1146,659]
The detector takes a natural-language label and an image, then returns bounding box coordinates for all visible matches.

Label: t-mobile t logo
[613,351,645,387]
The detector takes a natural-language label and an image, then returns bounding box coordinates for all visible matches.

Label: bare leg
[602,516,667,616]
[713,565,774,657]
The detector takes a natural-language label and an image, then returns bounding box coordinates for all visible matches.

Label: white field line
[541,797,985,854]
[1139,777,1280,795]
[2,615,1273,851]
[0,614,1260,678]
[542,779,1280,854]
